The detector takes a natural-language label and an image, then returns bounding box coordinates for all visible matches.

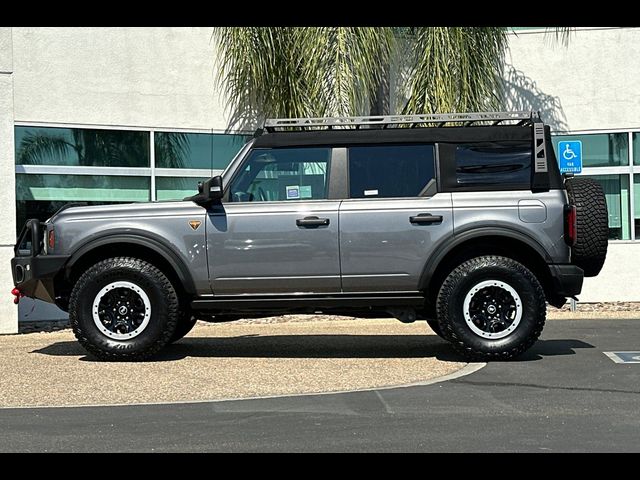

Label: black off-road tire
[69,257,179,361]
[169,313,198,343]
[436,256,546,361]
[565,177,608,277]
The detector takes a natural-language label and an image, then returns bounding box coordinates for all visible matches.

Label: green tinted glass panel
[633,132,640,166]
[15,126,149,167]
[16,174,150,202]
[155,132,212,169]
[582,174,630,240]
[155,132,249,170]
[156,177,205,201]
[213,134,249,169]
[553,133,628,167]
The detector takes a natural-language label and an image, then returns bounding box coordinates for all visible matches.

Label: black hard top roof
[253,125,533,149]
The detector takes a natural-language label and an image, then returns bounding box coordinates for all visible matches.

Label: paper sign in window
[299,185,312,199]
[286,185,300,200]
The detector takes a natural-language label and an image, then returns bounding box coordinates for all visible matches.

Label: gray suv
[11,111,608,361]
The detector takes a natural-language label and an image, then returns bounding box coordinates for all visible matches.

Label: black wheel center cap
[118,306,128,315]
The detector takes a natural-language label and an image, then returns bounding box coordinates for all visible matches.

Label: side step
[191,293,425,312]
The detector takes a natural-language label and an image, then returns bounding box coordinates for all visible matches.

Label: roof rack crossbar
[263,111,540,132]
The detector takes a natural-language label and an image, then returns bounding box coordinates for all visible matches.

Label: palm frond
[402,27,507,114]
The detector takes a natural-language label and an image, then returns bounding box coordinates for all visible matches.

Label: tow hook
[11,288,24,305]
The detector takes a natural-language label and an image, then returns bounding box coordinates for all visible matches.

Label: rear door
[339,144,453,292]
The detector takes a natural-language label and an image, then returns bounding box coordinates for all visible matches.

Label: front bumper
[11,219,68,304]
[549,264,584,298]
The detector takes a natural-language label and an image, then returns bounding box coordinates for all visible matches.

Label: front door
[206,146,341,295]
[339,144,453,292]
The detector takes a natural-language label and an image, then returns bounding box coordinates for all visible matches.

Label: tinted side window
[348,145,435,199]
[229,147,330,202]
[455,142,531,188]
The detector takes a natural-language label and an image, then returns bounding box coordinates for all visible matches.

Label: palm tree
[213,27,572,127]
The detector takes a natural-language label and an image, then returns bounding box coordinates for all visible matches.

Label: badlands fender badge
[189,220,202,231]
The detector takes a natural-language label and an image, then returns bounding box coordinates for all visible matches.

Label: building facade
[1,27,638,333]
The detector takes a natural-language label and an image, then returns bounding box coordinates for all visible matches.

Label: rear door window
[454,142,531,189]
[348,145,436,199]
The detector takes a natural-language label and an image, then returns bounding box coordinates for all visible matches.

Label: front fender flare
[66,233,197,294]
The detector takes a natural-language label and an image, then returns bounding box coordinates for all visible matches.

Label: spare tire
[565,177,608,277]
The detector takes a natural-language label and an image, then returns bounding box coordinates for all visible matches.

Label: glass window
[348,145,435,199]
[155,132,250,170]
[454,142,531,188]
[229,148,331,202]
[633,132,640,166]
[156,176,206,202]
[15,174,150,231]
[582,174,630,240]
[213,134,251,170]
[552,133,628,167]
[15,126,149,167]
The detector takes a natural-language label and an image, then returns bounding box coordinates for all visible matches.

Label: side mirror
[206,175,224,200]
[193,175,223,206]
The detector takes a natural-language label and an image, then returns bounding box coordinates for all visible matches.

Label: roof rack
[264,111,540,132]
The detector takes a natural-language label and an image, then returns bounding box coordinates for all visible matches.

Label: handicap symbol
[563,143,577,161]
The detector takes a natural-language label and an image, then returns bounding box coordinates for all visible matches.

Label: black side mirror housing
[190,175,224,206]
[207,175,224,200]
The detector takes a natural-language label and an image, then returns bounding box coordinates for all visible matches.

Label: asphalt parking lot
[1,318,639,452]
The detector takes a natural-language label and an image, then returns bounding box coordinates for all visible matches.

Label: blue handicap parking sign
[558,140,582,173]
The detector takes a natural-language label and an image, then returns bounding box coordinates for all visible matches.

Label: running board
[191,293,425,312]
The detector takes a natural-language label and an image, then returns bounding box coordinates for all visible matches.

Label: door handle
[410,213,443,225]
[296,216,330,227]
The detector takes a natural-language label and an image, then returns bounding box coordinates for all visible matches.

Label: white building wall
[0,28,17,333]
[12,27,229,130]
[505,27,640,132]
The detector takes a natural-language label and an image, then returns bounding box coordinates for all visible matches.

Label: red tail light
[564,204,577,246]
[48,229,55,250]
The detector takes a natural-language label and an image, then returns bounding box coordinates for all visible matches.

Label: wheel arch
[59,234,197,308]
[421,229,554,311]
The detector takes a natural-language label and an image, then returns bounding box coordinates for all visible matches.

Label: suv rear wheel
[436,255,546,361]
[69,257,179,361]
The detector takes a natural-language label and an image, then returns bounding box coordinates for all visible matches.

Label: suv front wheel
[69,257,179,361]
[436,256,546,361]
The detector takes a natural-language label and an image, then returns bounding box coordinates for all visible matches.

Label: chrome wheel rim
[462,280,522,339]
[92,281,151,340]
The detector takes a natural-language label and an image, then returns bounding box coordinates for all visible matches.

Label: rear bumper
[549,264,584,298]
